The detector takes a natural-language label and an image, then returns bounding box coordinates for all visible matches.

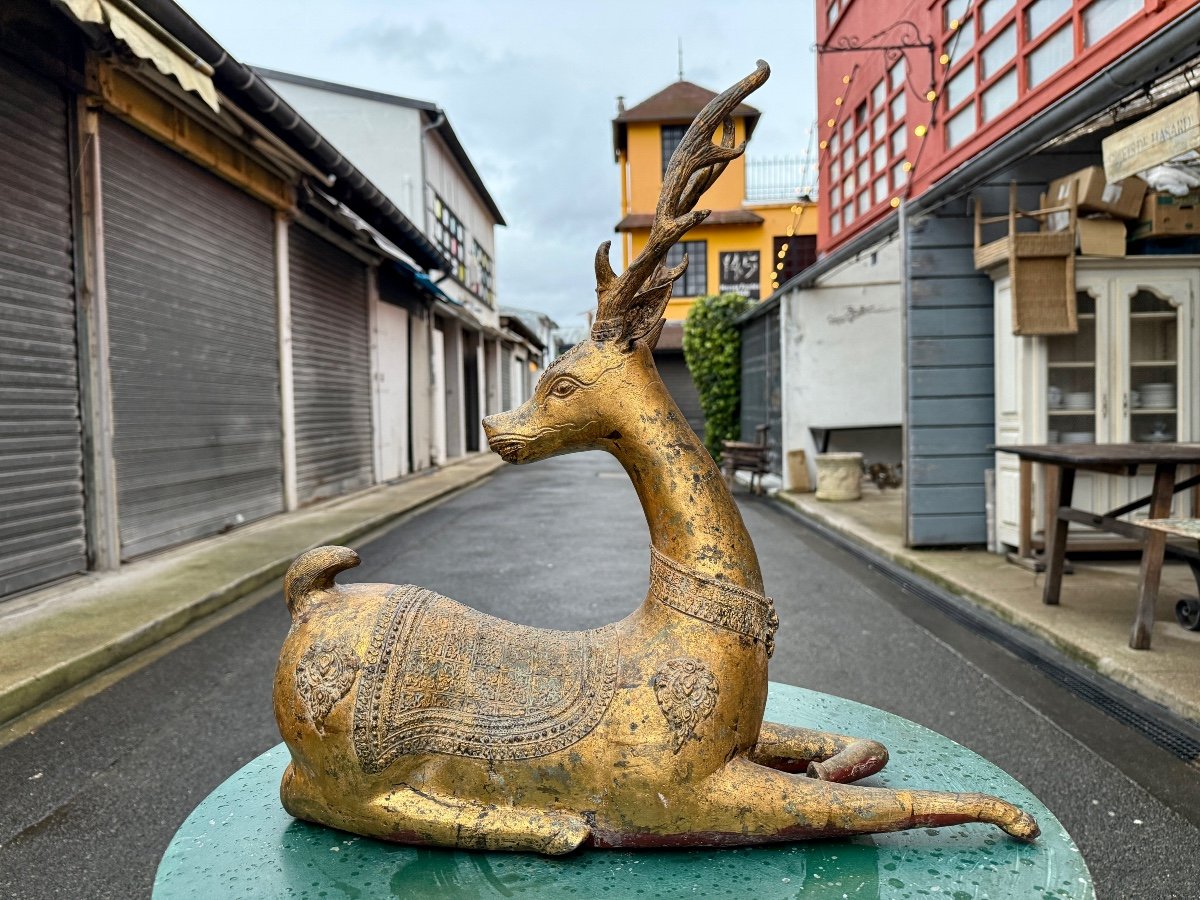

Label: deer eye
[549,378,579,399]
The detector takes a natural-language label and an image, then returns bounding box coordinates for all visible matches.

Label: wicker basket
[974,183,1077,336]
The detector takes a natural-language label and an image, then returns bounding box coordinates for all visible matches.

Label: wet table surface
[154,683,1092,900]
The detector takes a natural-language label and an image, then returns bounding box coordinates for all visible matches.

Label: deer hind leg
[281,763,590,855]
[697,757,1038,844]
[750,721,889,783]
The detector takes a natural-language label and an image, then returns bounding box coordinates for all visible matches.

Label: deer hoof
[1001,809,1040,842]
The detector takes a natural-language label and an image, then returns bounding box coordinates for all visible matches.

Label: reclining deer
[274,60,1039,854]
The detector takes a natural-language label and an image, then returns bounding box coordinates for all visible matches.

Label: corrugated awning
[58,0,219,112]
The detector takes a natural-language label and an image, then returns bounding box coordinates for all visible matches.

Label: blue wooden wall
[903,145,1102,546]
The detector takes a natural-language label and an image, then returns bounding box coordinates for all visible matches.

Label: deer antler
[593,60,770,344]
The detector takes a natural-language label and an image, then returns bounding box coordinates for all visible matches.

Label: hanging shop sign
[718,250,760,299]
[1102,92,1200,183]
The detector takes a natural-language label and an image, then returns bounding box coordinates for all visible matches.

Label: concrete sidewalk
[776,487,1200,726]
[0,454,503,726]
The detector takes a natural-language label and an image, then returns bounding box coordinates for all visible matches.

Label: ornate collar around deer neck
[649,547,777,658]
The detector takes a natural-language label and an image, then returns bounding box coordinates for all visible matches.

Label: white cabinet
[993,258,1199,551]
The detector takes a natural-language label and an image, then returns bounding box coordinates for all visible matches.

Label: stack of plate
[1063,391,1094,410]
[1138,382,1176,409]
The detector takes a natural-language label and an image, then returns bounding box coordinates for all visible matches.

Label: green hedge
[682,293,753,458]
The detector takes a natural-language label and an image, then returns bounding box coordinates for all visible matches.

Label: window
[947,62,975,109]
[661,125,686,174]
[890,92,906,121]
[831,210,842,234]
[665,240,706,297]
[890,127,906,157]
[1083,0,1140,46]
[873,176,889,204]
[471,241,495,306]
[431,192,467,283]
[1027,23,1073,87]
[888,59,905,91]
[872,80,886,110]
[1026,0,1070,37]
[892,160,908,188]
[982,68,1018,121]
[854,101,868,127]
[981,23,1016,78]
[873,144,887,171]
[774,234,815,282]
[856,130,869,156]
[872,112,886,141]
[947,102,976,147]
[980,0,1015,33]
[944,0,970,27]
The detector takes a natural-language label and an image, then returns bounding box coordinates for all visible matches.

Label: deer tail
[284,545,360,618]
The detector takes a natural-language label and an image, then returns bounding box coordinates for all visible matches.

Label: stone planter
[815,452,863,501]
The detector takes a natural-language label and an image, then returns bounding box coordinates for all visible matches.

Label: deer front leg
[282,764,589,855]
[749,721,888,783]
[696,758,1038,844]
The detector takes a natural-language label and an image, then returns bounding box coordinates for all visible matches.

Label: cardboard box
[1130,191,1200,239]
[1075,218,1127,257]
[1047,166,1147,220]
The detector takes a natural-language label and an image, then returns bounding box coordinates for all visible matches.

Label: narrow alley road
[1,454,1197,898]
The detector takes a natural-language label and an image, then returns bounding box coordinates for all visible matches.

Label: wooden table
[997,444,1200,650]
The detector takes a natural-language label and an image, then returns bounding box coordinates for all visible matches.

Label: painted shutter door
[500,346,513,409]
[101,116,282,559]
[289,225,373,502]
[656,352,705,438]
[0,55,86,595]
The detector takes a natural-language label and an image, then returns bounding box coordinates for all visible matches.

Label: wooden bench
[721,424,771,495]
[1139,518,1200,633]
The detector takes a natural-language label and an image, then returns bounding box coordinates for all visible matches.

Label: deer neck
[609,376,763,595]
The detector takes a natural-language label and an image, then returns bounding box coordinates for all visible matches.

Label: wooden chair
[721,424,771,495]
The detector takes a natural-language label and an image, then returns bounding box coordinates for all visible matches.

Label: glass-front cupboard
[993,259,1198,551]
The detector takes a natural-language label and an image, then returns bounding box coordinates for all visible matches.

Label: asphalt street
[1,452,1198,898]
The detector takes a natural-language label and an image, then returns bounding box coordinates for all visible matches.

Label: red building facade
[818,0,1187,253]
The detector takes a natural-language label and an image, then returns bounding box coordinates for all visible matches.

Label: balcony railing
[745,155,818,203]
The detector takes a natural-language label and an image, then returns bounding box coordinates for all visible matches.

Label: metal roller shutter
[500,346,513,409]
[289,225,373,502]
[0,55,86,596]
[656,352,705,439]
[739,313,781,474]
[101,115,282,559]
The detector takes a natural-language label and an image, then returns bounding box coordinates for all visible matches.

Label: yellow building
[612,79,819,322]
[611,78,818,436]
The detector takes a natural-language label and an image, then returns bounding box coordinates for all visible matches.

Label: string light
[926,90,937,101]
[890,197,901,208]
[842,74,851,84]
[819,140,828,150]
[914,124,928,137]
[902,160,913,171]
[834,96,844,106]
[827,118,836,127]
[949,18,960,29]
[939,53,950,65]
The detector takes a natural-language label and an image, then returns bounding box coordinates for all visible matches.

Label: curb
[0,459,502,727]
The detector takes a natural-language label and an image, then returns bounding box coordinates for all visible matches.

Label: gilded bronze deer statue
[273,60,1039,854]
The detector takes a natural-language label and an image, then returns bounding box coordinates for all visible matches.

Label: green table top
[154,683,1092,900]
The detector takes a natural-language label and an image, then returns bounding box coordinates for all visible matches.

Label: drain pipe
[132,0,445,273]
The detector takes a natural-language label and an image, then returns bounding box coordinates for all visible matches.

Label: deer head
[483,61,770,465]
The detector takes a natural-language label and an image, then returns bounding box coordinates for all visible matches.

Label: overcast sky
[183,1,818,326]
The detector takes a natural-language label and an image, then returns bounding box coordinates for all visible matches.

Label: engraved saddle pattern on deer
[352,586,619,771]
